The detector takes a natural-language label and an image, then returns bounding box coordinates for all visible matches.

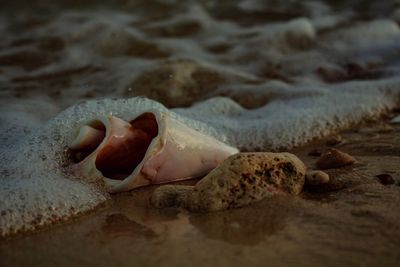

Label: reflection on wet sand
[83,192,292,247]
[92,188,199,241]
[101,214,157,239]
[189,195,291,246]
[102,192,292,246]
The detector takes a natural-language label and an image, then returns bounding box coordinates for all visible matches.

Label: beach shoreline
[1,114,399,267]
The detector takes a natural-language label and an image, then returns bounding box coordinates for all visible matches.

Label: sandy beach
[1,1,400,266]
[1,116,400,267]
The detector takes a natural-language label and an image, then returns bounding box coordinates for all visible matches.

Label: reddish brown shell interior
[72,113,158,180]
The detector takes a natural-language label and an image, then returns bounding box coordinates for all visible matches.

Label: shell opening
[71,113,159,180]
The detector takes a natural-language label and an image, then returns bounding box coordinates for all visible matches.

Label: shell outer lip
[106,110,167,192]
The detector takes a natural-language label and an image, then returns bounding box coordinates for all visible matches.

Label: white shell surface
[139,114,238,184]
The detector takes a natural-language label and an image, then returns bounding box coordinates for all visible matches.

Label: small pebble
[316,148,356,170]
[325,135,342,146]
[305,170,330,185]
[375,174,395,185]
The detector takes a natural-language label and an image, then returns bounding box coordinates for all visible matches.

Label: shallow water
[1,0,400,239]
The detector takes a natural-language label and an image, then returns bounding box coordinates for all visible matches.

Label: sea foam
[1,78,400,236]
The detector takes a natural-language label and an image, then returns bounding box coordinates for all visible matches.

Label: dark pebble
[375,174,395,185]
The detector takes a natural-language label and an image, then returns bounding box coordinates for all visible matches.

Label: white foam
[3,79,400,236]
[2,81,399,236]
[324,19,400,50]
[0,119,108,236]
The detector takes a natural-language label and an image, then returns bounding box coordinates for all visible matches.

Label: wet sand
[1,115,399,267]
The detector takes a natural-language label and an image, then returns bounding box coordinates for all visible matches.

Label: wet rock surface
[152,152,306,211]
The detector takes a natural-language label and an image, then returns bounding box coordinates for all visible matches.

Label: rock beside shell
[151,152,306,212]
[305,170,330,185]
[316,148,355,170]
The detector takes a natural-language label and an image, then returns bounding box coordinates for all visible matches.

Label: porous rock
[151,152,306,212]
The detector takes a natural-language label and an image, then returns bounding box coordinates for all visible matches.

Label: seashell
[151,152,306,212]
[316,148,355,170]
[305,170,330,185]
[68,111,239,193]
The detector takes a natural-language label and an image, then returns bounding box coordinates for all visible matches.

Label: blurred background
[1,0,400,120]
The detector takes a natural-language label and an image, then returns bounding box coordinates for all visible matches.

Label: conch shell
[68,111,238,193]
